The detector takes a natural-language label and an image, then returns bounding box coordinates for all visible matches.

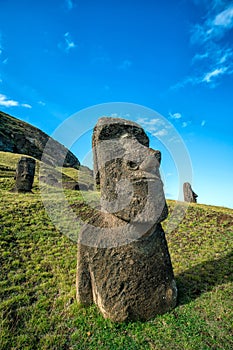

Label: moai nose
[139,150,161,173]
[139,156,155,173]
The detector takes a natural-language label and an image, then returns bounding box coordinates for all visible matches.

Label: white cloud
[152,129,168,137]
[137,117,161,132]
[182,122,188,128]
[169,112,182,119]
[213,5,233,28]
[21,103,32,109]
[137,117,169,137]
[64,32,76,51]
[58,32,76,53]
[0,94,32,108]
[2,58,8,65]
[137,117,160,126]
[0,94,19,107]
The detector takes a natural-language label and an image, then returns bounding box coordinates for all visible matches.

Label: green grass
[0,151,232,349]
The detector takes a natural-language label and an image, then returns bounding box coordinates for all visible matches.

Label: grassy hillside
[0,151,232,350]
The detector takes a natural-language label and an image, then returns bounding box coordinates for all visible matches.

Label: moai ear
[154,150,161,166]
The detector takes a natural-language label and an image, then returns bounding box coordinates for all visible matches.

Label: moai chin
[76,117,177,322]
[183,182,198,203]
[13,157,36,193]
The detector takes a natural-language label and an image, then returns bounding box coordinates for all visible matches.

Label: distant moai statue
[183,182,198,203]
[76,117,177,322]
[13,157,35,192]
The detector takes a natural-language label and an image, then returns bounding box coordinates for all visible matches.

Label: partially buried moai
[13,156,35,193]
[183,182,198,203]
[76,117,177,322]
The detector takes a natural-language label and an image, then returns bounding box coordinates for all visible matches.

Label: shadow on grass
[176,251,233,305]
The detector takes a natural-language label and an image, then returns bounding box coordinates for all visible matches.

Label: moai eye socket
[127,161,139,170]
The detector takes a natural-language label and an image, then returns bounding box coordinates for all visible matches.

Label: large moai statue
[13,157,35,193]
[183,182,198,203]
[76,117,177,322]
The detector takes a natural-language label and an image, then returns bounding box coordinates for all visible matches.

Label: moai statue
[183,182,198,203]
[13,157,35,193]
[76,117,177,322]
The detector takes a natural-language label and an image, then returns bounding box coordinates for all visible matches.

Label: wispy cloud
[202,66,228,83]
[58,32,76,53]
[182,121,192,128]
[0,94,32,108]
[65,0,75,11]
[118,60,132,70]
[137,117,169,138]
[169,112,182,119]
[64,32,76,51]
[137,117,161,133]
[173,1,233,88]
[38,100,46,106]
[21,103,32,109]
[201,120,206,127]
[191,4,233,42]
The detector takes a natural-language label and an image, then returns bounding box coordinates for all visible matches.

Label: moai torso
[76,117,177,322]
[13,157,35,192]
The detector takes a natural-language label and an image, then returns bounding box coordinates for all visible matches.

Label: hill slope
[0,111,80,168]
[0,152,232,350]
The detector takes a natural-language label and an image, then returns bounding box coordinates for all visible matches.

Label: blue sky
[0,0,232,208]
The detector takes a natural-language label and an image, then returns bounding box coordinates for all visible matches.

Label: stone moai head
[183,182,198,203]
[92,117,168,224]
[13,157,36,193]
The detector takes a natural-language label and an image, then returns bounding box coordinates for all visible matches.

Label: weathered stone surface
[183,182,198,203]
[39,173,59,186]
[76,117,177,322]
[63,181,80,190]
[92,117,150,187]
[12,157,35,193]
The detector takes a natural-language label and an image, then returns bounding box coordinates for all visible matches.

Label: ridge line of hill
[0,110,80,169]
